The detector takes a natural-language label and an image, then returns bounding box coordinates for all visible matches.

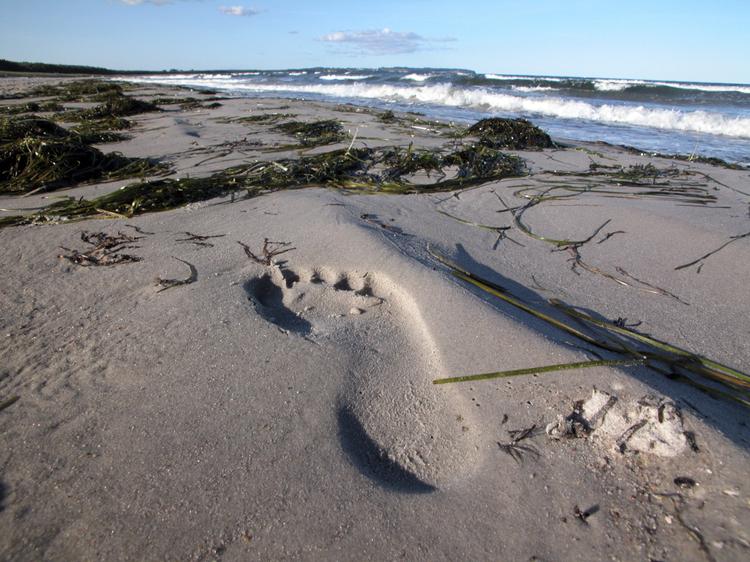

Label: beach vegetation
[69,116,131,144]
[214,113,295,125]
[0,115,70,142]
[0,101,64,115]
[0,137,165,194]
[59,93,159,121]
[30,79,126,101]
[0,141,526,226]
[0,115,165,194]
[150,96,225,110]
[429,248,750,408]
[466,118,554,150]
[379,110,397,123]
[274,119,347,148]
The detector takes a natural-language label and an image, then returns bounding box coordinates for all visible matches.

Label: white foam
[650,81,750,95]
[287,71,307,76]
[512,86,557,92]
[319,74,373,81]
[594,79,645,92]
[486,74,566,83]
[593,78,750,95]
[122,76,750,138]
[403,73,434,82]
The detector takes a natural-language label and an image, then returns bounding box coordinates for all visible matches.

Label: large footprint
[246,266,480,491]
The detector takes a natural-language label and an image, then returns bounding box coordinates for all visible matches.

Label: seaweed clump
[0,101,64,115]
[0,116,69,142]
[1,142,525,226]
[1,114,128,145]
[379,110,397,123]
[69,117,131,144]
[0,115,164,194]
[466,118,554,150]
[443,144,525,181]
[151,96,224,110]
[0,137,163,194]
[275,120,346,147]
[215,112,295,125]
[30,80,124,101]
[74,93,159,120]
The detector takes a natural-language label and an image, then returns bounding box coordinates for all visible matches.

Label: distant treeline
[0,59,118,75]
[0,59,250,76]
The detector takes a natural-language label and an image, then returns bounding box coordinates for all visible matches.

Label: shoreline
[1,75,749,561]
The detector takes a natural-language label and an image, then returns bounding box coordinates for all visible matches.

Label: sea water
[125,68,750,165]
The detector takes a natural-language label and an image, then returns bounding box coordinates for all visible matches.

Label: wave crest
[124,76,750,138]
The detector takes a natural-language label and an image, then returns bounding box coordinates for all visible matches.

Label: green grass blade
[427,246,628,354]
[429,247,750,407]
[549,299,750,387]
[433,359,643,384]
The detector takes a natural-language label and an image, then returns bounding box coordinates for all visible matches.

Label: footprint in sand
[245,266,480,492]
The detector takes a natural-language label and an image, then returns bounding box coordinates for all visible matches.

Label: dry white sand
[1,77,749,561]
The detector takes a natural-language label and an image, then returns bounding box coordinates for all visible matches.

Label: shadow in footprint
[337,406,436,494]
[245,274,312,335]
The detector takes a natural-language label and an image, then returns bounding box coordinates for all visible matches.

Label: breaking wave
[485,74,750,95]
[319,74,372,81]
[402,73,435,82]
[130,76,750,138]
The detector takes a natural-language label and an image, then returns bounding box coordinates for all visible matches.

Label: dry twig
[59,230,142,266]
[497,423,541,463]
[237,238,295,266]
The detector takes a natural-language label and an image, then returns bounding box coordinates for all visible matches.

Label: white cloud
[320,28,454,55]
[219,5,259,16]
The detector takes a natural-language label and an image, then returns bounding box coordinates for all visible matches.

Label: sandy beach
[1,76,749,561]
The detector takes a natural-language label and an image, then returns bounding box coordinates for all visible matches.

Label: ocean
[125,68,750,165]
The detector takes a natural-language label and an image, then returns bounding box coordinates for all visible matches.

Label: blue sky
[1,0,748,83]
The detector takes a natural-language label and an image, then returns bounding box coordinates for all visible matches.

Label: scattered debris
[59,230,143,266]
[674,476,697,489]
[573,504,599,525]
[497,423,541,463]
[684,431,700,452]
[613,317,642,329]
[125,224,154,235]
[155,257,198,292]
[176,231,226,247]
[546,389,688,457]
[237,238,295,266]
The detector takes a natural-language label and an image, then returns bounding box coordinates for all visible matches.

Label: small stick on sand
[237,238,295,266]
